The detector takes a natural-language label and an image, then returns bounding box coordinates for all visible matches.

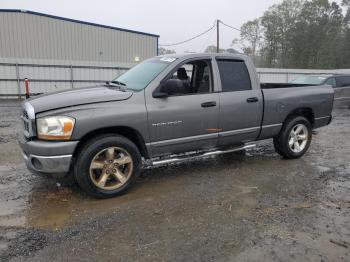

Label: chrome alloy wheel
[89,147,133,190]
[288,124,309,153]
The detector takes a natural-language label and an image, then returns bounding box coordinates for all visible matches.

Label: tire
[74,134,141,198]
[273,116,312,159]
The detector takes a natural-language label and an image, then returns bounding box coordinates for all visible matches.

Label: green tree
[341,0,350,67]
[225,48,239,54]
[260,0,304,67]
[204,45,226,53]
[292,0,344,68]
[243,0,350,69]
[240,19,262,61]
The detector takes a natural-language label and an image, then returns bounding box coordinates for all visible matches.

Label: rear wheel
[273,116,312,159]
[74,134,141,198]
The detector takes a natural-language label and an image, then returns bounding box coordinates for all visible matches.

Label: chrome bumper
[19,137,78,175]
[22,151,72,174]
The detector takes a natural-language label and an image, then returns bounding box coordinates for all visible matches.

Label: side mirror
[153,79,184,98]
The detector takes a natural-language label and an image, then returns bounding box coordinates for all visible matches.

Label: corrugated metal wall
[0,11,158,65]
[0,10,158,97]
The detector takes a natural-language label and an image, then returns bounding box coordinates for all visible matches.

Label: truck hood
[28,85,133,113]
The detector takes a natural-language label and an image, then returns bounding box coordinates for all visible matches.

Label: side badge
[277,102,286,113]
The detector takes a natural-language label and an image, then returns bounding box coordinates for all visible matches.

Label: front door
[146,59,220,157]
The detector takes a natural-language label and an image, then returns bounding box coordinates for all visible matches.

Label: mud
[0,100,349,261]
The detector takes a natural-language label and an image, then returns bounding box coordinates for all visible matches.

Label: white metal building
[0,9,159,97]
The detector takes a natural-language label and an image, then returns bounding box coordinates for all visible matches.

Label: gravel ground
[0,100,349,262]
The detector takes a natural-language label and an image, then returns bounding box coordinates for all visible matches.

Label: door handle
[201,101,217,108]
[246,97,259,103]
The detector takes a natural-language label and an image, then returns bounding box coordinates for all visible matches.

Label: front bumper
[22,151,73,174]
[19,138,78,175]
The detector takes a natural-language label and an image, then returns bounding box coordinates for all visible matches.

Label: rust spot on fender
[206,128,223,132]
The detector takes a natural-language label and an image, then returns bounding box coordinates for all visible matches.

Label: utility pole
[216,19,220,53]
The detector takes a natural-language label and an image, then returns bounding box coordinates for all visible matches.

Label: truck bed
[261,83,314,89]
[261,82,349,108]
[258,84,334,140]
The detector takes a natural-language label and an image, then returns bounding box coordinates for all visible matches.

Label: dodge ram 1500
[19,53,334,198]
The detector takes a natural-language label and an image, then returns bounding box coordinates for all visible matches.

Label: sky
[0,0,284,53]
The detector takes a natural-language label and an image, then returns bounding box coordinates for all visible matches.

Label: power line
[201,24,216,52]
[159,20,263,50]
[220,20,266,41]
[219,21,242,33]
[159,22,216,47]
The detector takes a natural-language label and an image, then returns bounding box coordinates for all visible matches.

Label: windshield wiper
[105,81,127,91]
[111,80,126,86]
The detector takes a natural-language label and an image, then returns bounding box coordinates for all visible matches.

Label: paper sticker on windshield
[160,57,177,63]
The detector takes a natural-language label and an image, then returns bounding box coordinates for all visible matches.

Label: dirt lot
[0,100,349,262]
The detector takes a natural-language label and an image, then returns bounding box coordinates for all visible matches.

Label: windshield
[112,57,176,91]
[290,75,327,85]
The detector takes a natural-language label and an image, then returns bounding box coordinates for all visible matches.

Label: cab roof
[157,52,248,60]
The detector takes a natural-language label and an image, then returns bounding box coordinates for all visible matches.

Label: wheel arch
[73,126,150,160]
[283,107,315,127]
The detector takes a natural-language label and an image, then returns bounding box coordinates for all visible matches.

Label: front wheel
[74,134,141,198]
[273,116,312,159]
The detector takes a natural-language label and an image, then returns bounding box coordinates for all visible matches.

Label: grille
[22,109,31,137]
[23,110,29,120]
[21,102,35,138]
[23,120,29,133]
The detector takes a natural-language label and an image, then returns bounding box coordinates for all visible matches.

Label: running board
[150,143,256,167]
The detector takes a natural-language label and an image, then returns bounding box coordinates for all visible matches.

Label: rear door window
[336,76,350,88]
[325,77,336,87]
[216,60,251,92]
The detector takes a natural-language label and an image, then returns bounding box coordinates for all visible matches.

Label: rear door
[215,58,263,146]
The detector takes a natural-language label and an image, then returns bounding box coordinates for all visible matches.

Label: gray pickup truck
[19,53,334,198]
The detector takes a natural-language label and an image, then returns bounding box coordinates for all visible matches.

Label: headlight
[37,116,75,140]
